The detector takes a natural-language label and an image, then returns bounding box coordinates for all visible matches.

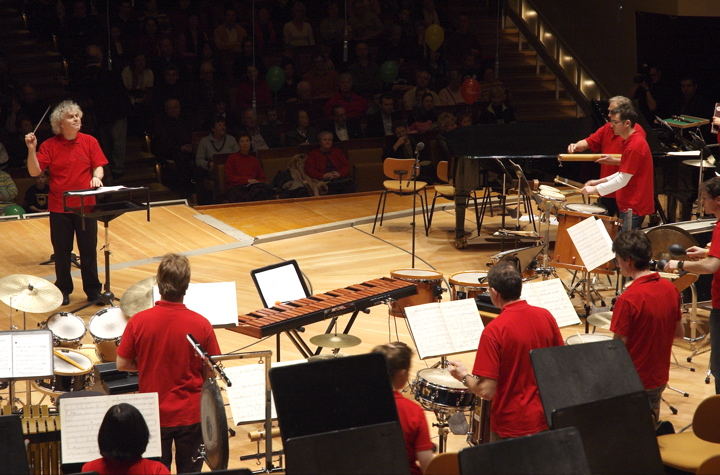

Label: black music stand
[63,186,150,311]
[0,415,29,475]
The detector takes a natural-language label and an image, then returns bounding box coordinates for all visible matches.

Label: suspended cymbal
[120,276,155,318]
[587,311,613,330]
[309,333,362,349]
[682,159,715,169]
[0,274,63,313]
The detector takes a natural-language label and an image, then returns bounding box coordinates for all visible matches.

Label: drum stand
[432,410,452,453]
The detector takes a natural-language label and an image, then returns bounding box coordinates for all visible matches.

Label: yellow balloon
[424,24,445,52]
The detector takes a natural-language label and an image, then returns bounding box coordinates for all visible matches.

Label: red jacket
[304,147,350,179]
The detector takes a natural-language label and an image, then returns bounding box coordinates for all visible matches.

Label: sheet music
[225,360,304,425]
[0,330,54,379]
[153,282,238,327]
[521,278,581,327]
[405,299,484,360]
[66,186,129,196]
[60,393,161,464]
[566,216,615,272]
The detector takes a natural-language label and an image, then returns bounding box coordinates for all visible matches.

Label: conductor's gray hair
[50,100,83,135]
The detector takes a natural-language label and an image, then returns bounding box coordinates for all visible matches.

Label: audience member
[437,111,458,133]
[458,111,474,128]
[195,117,239,171]
[460,52,482,81]
[323,73,369,119]
[284,2,315,47]
[108,25,129,72]
[383,123,416,159]
[0,167,18,205]
[213,8,247,54]
[477,87,516,124]
[154,65,192,114]
[303,53,338,99]
[326,105,362,142]
[479,65,505,103]
[408,93,438,133]
[447,14,481,64]
[224,133,274,202]
[631,65,673,123]
[285,109,318,146]
[192,61,230,129]
[81,403,169,475]
[348,41,382,94]
[286,81,324,121]
[675,76,711,119]
[0,141,8,169]
[122,53,154,109]
[254,7,279,51]
[176,13,208,71]
[277,60,300,103]
[318,1,346,47]
[24,171,49,212]
[402,70,439,111]
[136,17,161,58]
[366,94,399,138]
[232,39,259,81]
[419,0,441,26]
[152,98,194,197]
[238,108,281,151]
[305,131,353,194]
[437,70,464,106]
[424,50,447,90]
[372,342,433,475]
[350,0,384,41]
[17,84,46,122]
[236,65,272,110]
[153,37,180,78]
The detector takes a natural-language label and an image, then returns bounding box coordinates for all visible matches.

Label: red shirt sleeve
[584,124,608,152]
[87,135,109,168]
[618,139,643,176]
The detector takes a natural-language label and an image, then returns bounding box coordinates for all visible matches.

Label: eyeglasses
[610,119,624,125]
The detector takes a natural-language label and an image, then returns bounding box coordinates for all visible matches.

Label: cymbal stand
[687,130,713,218]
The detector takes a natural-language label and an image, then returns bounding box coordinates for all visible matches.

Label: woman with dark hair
[225,133,275,202]
[81,403,169,474]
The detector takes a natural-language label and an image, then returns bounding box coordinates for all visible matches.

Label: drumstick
[553,178,582,191]
[53,349,86,371]
[32,105,51,135]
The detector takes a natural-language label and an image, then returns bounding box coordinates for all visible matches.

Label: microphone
[414,142,425,154]
[669,244,686,256]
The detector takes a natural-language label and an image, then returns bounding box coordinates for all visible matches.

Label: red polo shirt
[616,130,654,216]
[610,273,681,389]
[117,300,221,428]
[394,391,433,475]
[82,457,169,474]
[472,300,564,438]
[585,122,646,197]
[224,152,266,187]
[708,220,720,308]
[36,132,108,213]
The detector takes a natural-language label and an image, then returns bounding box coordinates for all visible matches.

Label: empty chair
[372,158,428,234]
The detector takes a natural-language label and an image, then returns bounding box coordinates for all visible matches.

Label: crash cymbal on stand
[309,333,362,349]
[0,274,63,313]
[120,277,155,317]
[587,311,612,330]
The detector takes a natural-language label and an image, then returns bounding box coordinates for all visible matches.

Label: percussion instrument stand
[432,410,451,453]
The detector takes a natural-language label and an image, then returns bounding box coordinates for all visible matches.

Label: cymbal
[309,333,362,349]
[682,159,715,168]
[587,311,612,330]
[0,274,63,313]
[120,276,155,317]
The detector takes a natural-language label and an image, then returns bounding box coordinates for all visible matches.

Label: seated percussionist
[373,342,433,475]
[448,261,564,440]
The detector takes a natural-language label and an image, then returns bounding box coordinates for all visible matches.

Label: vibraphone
[1,404,61,475]
[229,277,417,358]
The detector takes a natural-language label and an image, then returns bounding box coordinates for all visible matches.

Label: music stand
[0,415,29,475]
[63,186,150,311]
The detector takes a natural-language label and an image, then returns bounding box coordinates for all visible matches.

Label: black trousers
[49,212,101,297]
[161,423,204,473]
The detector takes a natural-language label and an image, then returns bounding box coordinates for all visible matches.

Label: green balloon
[379,61,399,84]
[4,204,24,216]
[266,66,285,93]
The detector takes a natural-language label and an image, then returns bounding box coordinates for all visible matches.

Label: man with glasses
[567,96,645,216]
[581,107,654,229]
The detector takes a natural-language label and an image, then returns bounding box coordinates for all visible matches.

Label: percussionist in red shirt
[448,261,564,440]
[581,106,654,230]
[117,254,221,473]
[25,100,108,306]
[567,96,645,216]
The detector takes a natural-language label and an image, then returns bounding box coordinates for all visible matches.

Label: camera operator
[631,65,672,123]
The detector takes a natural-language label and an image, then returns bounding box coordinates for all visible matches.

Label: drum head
[391,269,443,280]
[565,334,612,345]
[46,312,86,340]
[645,225,697,260]
[564,203,607,215]
[449,271,488,287]
[89,307,128,339]
[539,188,566,201]
[201,379,229,470]
[417,367,466,390]
[53,348,93,375]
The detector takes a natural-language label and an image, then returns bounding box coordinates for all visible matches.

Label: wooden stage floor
[0,194,715,472]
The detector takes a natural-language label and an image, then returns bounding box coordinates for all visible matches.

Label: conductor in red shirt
[25,100,108,306]
[117,254,221,473]
[448,261,564,440]
[611,230,683,421]
[581,106,654,230]
[567,96,645,217]
[304,131,354,194]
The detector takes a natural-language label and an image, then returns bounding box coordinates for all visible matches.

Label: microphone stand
[410,144,423,268]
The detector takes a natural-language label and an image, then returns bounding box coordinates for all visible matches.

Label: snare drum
[565,334,612,345]
[563,202,608,215]
[33,348,94,395]
[468,399,492,445]
[449,271,488,300]
[413,368,475,412]
[42,312,86,348]
[88,307,128,362]
[389,269,443,318]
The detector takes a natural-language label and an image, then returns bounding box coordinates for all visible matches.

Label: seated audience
[403,70,439,111]
[277,59,300,104]
[323,73,369,119]
[350,0,384,41]
[477,87,516,124]
[305,131,353,194]
[238,108,281,150]
[81,403,169,475]
[408,93,438,133]
[254,7,279,51]
[302,53,338,99]
[283,2,315,47]
[213,8,247,54]
[437,70,464,106]
[0,167,18,205]
[366,94,400,138]
[195,117,239,171]
[152,98,194,196]
[285,109,318,146]
[372,342,433,475]
[384,123,416,159]
[348,41,382,95]
[236,65,272,110]
[224,133,274,202]
[326,105,362,142]
[24,171,49,212]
